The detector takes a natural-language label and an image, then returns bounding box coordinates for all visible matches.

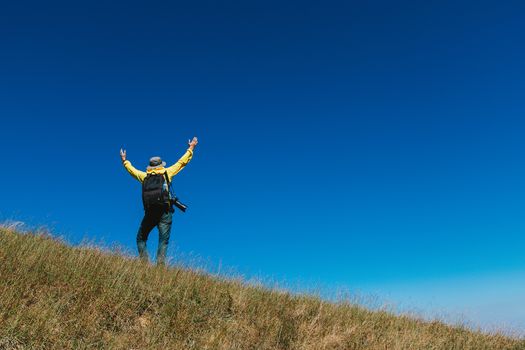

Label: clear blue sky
[2,0,525,331]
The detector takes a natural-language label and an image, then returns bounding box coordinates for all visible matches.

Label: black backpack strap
[163,171,171,189]
[163,171,177,199]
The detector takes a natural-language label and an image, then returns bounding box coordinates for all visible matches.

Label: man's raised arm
[166,137,198,180]
[120,148,147,183]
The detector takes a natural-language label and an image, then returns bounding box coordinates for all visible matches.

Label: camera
[170,197,187,213]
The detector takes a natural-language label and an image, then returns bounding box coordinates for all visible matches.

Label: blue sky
[2,0,525,331]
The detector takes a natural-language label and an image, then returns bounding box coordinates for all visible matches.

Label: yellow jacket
[123,149,193,183]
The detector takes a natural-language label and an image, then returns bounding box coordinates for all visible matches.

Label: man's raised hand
[120,148,127,162]
[188,137,198,150]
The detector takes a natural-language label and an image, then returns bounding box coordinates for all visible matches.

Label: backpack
[142,172,170,210]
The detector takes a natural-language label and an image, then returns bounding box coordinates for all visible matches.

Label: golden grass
[0,226,523,350]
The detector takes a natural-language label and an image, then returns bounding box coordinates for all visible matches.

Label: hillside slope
[0,226,523,350]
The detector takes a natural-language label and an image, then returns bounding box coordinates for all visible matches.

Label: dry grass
[0,226,524,350]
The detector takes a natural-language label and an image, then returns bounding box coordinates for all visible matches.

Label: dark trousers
[136,206,173,265]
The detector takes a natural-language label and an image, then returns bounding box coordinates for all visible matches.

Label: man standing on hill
[120,137,198,265]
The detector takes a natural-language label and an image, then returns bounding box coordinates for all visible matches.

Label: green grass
[0,226,524,349]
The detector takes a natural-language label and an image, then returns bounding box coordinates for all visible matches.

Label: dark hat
[147,156,166,170]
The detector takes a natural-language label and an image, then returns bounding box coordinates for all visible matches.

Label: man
[120,137,198,265]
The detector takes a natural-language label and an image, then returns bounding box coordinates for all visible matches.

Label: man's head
[147,156,166,170]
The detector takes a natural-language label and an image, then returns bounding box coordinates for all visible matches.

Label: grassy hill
[0,226,523,350]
